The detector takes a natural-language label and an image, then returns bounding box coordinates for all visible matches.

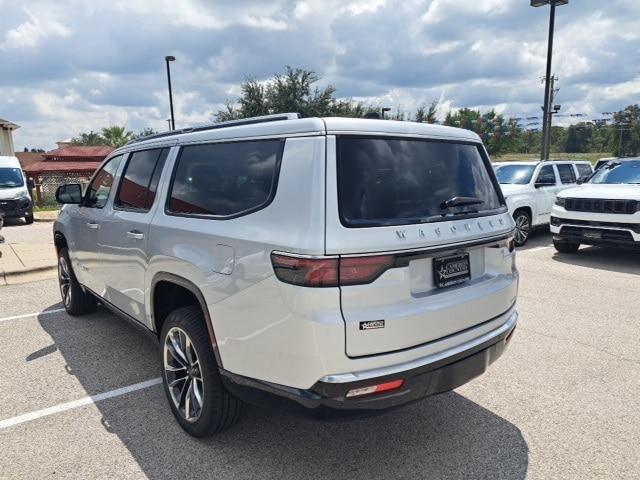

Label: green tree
[216,66,367,121]
[613,105,640,156]
[101,126,134,148]
[71,131,106,146]
[132,128,158,140]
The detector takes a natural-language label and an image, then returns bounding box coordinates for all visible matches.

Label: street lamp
[165,55,176,131]
[531,0,568,160]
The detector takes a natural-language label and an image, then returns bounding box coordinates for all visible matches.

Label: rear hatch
[325,135,517,357]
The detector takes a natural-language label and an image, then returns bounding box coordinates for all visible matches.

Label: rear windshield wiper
[441,196,485,209]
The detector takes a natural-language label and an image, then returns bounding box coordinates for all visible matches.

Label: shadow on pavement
[35,305,529,480]
[1,218,29,227]
[552,245,640,275]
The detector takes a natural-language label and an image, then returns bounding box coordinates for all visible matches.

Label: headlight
[555,197,566,207]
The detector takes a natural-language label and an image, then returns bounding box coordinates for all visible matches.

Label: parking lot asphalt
[1,231,638,479]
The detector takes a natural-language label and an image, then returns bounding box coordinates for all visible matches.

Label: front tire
[57,247,97,315]
[513,209,532,247]
[161,306,242,437]
[553,239,580,253]
[24,210,34,224]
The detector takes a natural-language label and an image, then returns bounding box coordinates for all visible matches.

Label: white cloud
[1,7,70,49]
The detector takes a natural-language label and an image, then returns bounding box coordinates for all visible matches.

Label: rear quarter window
[337,136,503,227]
[167,139,283,218]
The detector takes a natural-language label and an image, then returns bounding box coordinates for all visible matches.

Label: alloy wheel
[58,256,72,308]
[164,327,204,422]
[514,214,530,245]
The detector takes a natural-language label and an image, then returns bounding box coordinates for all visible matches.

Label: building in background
[24,145,113,205]
[0,118,19,156]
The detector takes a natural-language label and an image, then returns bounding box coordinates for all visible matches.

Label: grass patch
[34,205,60,212]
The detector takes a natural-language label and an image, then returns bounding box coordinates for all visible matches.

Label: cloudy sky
[1,0,639,150]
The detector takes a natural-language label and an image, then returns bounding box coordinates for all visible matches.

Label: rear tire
[513,209,531,247]
[553,239,580,253]
[160,306,242,437]
[57,247,97,315]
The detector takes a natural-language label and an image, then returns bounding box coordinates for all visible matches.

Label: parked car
[551,158,640,252]
[54,114,519,436]
[594,157,618,171]
[0,156,34,224]
[493,160,593,246]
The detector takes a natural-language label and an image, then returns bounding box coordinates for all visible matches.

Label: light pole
[531,0,568,160]
[165,55,176,131]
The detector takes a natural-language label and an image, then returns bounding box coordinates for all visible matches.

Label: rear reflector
[346,379,405,398]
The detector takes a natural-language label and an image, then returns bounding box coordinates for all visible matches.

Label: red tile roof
[15,152,45,168]
[24,160,102,176]
[44,145,114,158]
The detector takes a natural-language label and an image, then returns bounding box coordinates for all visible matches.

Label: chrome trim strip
[319,309,518,383]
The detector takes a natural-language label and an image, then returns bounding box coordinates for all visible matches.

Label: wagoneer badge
[360,320,385,330]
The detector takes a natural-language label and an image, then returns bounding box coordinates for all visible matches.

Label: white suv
[54,114,518,436]
[494,160,593,246]
[551,158,640,252]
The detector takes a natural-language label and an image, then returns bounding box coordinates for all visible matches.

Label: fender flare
[150,272,223,368]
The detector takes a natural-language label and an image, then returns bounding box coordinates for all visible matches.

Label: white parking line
[521,246,553,253]
[0,308,66,323]
[0,377,162,430]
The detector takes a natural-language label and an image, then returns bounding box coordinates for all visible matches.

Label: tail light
[271,253,395,288]
[271,254,339,287]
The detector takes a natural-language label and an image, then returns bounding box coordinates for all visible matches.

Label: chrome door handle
[86,222,100,230]
[126,231,145,240]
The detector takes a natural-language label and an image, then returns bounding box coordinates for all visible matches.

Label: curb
[1,265,57,286]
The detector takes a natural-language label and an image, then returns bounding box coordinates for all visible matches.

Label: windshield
[0,168,24,188]
[589,160,640,184]
[494,165,536,185]
[337,137,503,227]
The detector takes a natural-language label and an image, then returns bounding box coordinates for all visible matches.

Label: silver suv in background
[54,114,519,436]
[494,160,593,246]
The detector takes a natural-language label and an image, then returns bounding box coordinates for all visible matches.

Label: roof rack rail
[127,113,301,145]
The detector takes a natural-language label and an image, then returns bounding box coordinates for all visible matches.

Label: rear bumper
[220,310,517,413]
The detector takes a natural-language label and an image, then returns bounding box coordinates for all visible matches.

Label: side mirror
[56,184,83,204]
[576,176,589,185]
[27,178,36,190]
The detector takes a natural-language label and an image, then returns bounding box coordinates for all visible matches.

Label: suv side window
[167,139,282,218]
[85,155,124,208]
[557,164,576,184]
[536,164,556,185]
[115,148,169,211]
[576,163,592,178]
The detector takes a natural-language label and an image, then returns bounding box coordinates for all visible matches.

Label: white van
[0,156,34,224]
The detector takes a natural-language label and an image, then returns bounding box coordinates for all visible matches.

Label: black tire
[24,211,34,225]
[57,247,97,315]
[160,306,242,437]
[513,209,532,247]
[553,239,580,253]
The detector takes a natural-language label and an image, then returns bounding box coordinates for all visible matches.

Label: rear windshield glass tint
[337,137,502,227]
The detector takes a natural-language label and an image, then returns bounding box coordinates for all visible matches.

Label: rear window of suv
[337,137,503,227]
[168,139,282,218]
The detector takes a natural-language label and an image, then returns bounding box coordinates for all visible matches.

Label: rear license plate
[433,253,471,288]
[583,230,602,240]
